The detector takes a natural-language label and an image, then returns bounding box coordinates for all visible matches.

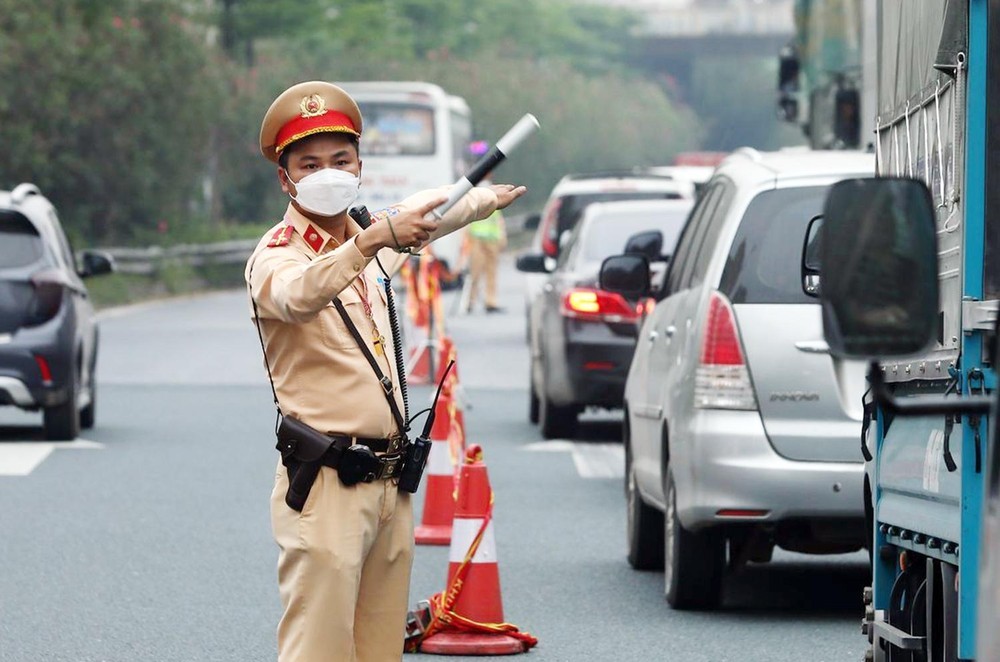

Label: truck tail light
[694,291,757,410]
[561,288,638,323]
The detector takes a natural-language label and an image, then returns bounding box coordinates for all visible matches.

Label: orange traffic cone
[408,342,432,384]
[415,391,458,545]
[435,336,457,385]
[418,445,537,655]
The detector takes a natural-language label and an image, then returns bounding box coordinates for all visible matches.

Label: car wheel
[529,372,540,424]
[626,424,664,570]
[44,366,80,441]
[538,376,576,439]
[80,337,97,430]
[664,469,723,609]
[80,383,96,430]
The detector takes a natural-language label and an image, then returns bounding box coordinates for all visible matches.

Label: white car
[522,171,693,339]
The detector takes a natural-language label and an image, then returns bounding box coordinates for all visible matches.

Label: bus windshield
[357,102,435,156]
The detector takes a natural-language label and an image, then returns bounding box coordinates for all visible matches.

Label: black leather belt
[319,435,408,482]
[333,435,407,454]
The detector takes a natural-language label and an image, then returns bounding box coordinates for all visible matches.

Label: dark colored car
[0,183,113,440]
[517,198,693,439]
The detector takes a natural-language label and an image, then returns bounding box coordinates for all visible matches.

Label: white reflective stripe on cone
[449,518,498,564]
[427,439,454,476]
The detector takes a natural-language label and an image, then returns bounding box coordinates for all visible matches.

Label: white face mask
[286,168,360,216]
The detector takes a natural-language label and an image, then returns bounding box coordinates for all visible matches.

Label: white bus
[339,81,473,276]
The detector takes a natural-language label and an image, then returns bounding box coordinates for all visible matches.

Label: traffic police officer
[246,81,525,661]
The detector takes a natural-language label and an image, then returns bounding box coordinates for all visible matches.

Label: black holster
[276,416,336,512]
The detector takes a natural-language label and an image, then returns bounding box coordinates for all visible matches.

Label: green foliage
[0,0,713,248]
[0,0,222,244]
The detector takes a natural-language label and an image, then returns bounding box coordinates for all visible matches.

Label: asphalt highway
[0,259,867,661]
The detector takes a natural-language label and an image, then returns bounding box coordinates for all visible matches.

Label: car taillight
[540,198,562,257]
[34,355,53,385]
[694,291,757,410]
[25,270,66,326]
[561,288,638,323]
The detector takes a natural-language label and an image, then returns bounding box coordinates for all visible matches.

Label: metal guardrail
[102,239,258,276]
[101,215,539,276]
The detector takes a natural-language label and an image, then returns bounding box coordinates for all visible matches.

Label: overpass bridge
[587,0,795,90]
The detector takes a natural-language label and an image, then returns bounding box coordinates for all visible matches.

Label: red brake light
[540,198,562,257]
[34,355,53,385]
[700,292,745,366]
[561,288,638,323]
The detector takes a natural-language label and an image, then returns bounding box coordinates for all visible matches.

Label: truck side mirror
[801,215,822,297]
[820,177,939,359]
[624,230,664,262]
[778,44,800,93]
[599,254,650,300]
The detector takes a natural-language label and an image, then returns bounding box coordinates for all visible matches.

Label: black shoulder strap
[332,298,409,434]
[247,257,281,414]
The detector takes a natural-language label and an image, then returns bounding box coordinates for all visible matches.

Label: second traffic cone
[414,390,458,545]
[419,445,534,655]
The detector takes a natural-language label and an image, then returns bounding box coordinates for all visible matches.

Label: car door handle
[794,340,830,354]
[543,284,554,293]
[664,325,676,338]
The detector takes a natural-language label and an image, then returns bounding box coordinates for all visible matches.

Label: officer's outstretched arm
[371,185,516,277]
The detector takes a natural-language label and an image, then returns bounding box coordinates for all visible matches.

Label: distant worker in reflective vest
[466,199,507,314]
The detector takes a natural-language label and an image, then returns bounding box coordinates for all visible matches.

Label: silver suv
[607,149,874,608]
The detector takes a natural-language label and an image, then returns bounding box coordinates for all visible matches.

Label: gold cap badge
[299,94,327,118]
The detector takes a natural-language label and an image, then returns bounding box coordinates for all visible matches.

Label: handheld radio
[398,360,454,494]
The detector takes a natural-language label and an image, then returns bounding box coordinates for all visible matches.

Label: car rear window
[0,212,44,268]
[719,186,828,305]
[556,191,682,236]
[582,209,689,264]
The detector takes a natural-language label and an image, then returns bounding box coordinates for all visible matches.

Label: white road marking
[571,443,624,479]
[522,440,575,452]
[0,438,105,476]
[523,440,624,479]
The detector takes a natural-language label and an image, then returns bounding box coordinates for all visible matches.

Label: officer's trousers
[467,238,501,309]
[271,462,414,662]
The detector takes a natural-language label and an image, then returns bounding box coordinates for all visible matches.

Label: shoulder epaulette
[266,225,294,248]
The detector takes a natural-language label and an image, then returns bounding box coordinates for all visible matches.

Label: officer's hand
[491,184,527,210]
[356,197,445,256]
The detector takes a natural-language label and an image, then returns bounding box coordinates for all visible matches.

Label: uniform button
[308,232,318,241]
[353,264,361,272]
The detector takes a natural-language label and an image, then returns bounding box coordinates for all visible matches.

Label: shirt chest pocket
[319,289,364,350]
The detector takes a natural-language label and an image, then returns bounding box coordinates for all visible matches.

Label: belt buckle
[379,453,403,480]
[387,435,405,454]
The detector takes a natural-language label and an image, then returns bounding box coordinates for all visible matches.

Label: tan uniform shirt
[246,186,497,439]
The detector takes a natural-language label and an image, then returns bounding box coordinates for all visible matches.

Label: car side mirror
[624,230,664,262]
[801,215,822,297]
[523,213,540,231]
[515,253,549,274]
[599,254,650,300]
[820,177,938,359]
[79,250,115,278]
